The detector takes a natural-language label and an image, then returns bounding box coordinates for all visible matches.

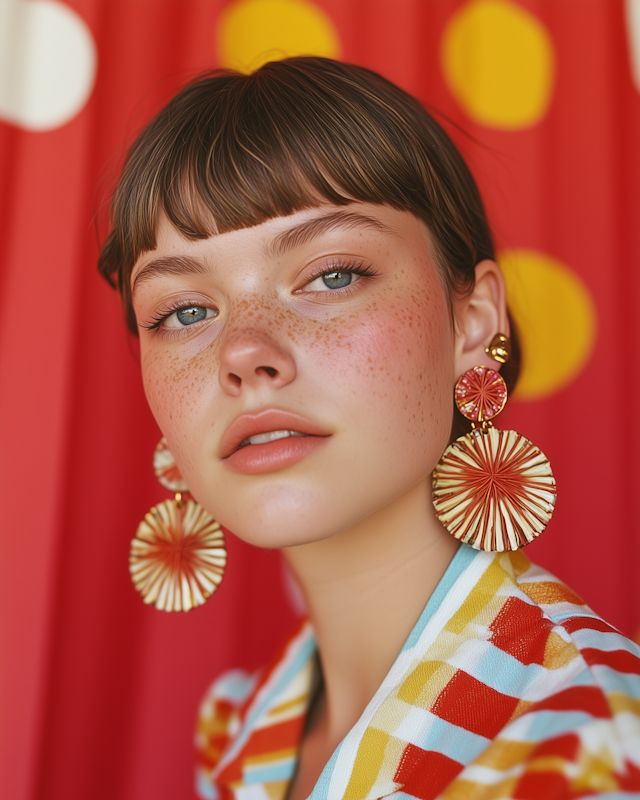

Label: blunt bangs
[98,57,494,334]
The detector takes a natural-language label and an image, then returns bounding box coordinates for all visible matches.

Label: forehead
[131,203,437,293]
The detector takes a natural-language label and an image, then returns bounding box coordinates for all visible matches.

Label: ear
[453,260,510,378]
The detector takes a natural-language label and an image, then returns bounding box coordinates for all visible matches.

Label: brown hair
[98,56,520,437]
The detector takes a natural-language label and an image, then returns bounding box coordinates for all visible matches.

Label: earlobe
[453,260,510,376]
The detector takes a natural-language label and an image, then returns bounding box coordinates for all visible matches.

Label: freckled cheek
[314,299,450,391]
[306,297,454,454]
[140,345,219,432]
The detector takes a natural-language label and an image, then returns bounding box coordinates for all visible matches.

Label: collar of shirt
[204,545,631,800]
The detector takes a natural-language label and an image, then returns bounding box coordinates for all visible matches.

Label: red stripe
[394,745,462,800]
[561,616,620,635]
[531,685,611,718]
[489,597,552,666]
[580,647,640,675]
[531,732,580,761]
[617,760,640,791]
[242,717,304,756]
[513,770,592,799]
[431,670,520,738]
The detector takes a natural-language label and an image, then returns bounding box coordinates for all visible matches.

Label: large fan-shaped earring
[432,358,557,551]
[129,438,227,612]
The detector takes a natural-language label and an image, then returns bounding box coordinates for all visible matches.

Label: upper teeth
[239,430,307,448]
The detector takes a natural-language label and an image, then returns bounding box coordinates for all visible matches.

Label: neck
[283,478,459,749]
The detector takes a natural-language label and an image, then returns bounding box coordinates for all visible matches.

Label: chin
[205,490,355,549]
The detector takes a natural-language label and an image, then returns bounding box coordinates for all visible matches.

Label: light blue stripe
[244,759,297,784]
[550,610,608,623]
[412,713,488,763]
[195,769,218,800]
[213,669,258,703]
[584,794,640,799]
[569,627,640,654]
[567,666,599,687]
[402,545,479,653]
[308,742,343,800]
[219,630,317,770]
[589,664,640,698]
[387,794,419,800]
[527,709,602,740]
[461,642,549,697]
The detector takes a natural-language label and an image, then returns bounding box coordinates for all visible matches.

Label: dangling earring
[129,438,227,611]
[432,337,556,551]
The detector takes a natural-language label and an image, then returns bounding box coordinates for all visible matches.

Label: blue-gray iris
[323,272,352,289]
[177,306,207,325]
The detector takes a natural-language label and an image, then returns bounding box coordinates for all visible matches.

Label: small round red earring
[432,337,556,551]
[128,438,227,611]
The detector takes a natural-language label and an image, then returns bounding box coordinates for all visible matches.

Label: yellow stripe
[519,581,584,606]
[509,698,534,723]
[543,630,579,670]
[442,777,518,800]
[244,747,297,767]
[268,694,307,717]
[570,748,619,794]
[397,660,457,708]
[446,557,507,635]
[265,780,290,800]
[343,728,390,800]
[474,738,536,770]
[609,691,640,717]
[508,550,531,578]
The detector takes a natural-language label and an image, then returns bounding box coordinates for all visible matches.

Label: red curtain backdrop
[1,1,639,798]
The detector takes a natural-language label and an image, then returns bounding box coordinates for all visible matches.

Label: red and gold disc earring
[129,438,227,611]
[432,336,556,551]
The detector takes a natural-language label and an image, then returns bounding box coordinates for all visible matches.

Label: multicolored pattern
[195,546,640,800]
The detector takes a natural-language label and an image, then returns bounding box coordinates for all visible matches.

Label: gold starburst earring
[432,336,556,551]
[129,438,227,611]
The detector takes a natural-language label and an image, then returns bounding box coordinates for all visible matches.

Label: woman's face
[131,203,456,547]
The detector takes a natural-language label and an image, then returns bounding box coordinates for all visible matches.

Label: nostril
[228,373,242,388]
[258,366,278,378]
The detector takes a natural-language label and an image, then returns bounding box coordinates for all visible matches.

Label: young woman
[98,58,640,800]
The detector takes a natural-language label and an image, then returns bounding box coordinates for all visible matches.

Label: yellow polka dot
[499,250,597,400]
[442,0,554,129]
[217,0,340,73]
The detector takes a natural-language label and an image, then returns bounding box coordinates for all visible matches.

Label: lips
[219,409,330,459]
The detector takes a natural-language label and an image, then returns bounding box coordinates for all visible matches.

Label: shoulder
[451,552,640,796]
[510,553,640,700]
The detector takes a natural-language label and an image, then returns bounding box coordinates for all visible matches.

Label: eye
[164,306,217,328]
[306,271,355,292]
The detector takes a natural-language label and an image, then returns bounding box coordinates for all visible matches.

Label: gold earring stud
[485,333,510,364]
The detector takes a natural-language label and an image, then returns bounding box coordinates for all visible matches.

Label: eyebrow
[131,211,395,294]
[131,255,208,296]
[265,210,397,259]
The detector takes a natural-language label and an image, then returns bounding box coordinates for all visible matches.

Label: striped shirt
[195,545,640,800]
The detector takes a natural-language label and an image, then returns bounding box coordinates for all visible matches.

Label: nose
[218,326,297,396]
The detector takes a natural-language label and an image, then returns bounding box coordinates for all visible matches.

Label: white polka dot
[626,0,640,92]
[0,0,96,131]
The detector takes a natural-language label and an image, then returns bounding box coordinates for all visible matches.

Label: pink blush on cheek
[306,295,452,439]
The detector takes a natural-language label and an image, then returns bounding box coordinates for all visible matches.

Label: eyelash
[139,261,378,332]
[302,260,379,289]
[139,299,212,332]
